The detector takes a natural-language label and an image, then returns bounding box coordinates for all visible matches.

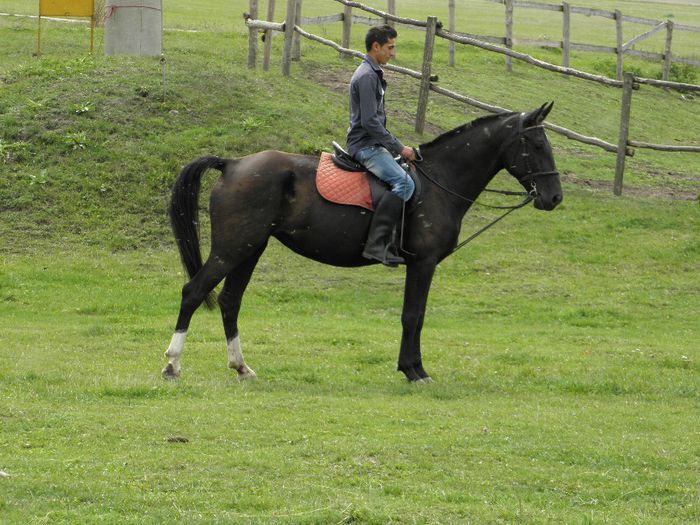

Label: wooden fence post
[415,16,439,133]
[505,0,513,72]
[341,4,352,59]
[247,0,259,69]
[282,0,297,76]
[263,0,276,71]
[292,0,303,61]
[614,72,634,196]
[448,0,456,67]
[615,10,623,80]
[562,2,570,68]
[663,21,674,81]
[387,0,395,27]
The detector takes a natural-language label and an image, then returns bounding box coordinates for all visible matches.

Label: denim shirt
[346,55,405,158]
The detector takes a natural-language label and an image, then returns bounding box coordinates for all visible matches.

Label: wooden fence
[244,0,700,195]
[484,0,700,80]
[322,0,700,79]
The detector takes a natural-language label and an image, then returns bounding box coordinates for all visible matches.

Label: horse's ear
[523,104,545,127]
[523,102,553,127]
[540,101,554,121]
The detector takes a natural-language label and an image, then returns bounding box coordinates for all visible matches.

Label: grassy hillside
[1,8,698,248]
[0,3,699,524]
[0,17,350,248]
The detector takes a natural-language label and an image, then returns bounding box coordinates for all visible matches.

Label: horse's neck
[423,129,506,205]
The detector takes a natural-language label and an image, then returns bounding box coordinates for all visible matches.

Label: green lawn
[0,1,698,523]
[1,190,698,523]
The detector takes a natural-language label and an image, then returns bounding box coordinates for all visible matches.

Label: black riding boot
[362,192,405,267]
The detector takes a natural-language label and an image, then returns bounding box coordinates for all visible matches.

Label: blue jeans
[355,146,415,202]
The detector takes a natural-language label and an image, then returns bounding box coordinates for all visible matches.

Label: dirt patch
[304,64,352,94]
[561,172,698,201]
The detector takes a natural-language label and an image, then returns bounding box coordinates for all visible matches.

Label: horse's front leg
[398,261,437,383]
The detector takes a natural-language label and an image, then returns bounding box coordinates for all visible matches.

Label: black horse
[163,103,562,383]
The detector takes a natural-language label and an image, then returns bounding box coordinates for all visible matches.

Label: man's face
[371,38,396,65]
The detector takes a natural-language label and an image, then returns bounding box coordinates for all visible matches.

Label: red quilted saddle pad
[316,152,373,211]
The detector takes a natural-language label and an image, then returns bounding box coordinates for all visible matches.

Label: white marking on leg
[227,334,244,369]
[164,331,187,376]
[227,335,256,380]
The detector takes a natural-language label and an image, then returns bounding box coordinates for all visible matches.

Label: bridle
[409,123,559,255]
[502,124,560,192]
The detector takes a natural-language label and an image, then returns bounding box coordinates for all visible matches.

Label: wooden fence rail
[244,0,699,195]
[436,27,624,88]
[487,0,700,79]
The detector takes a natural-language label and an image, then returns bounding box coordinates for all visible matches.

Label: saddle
[315,142,421,211]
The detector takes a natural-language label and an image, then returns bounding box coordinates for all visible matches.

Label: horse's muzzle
[534,192,563,211]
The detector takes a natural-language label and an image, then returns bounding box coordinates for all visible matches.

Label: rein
[412,160,535,254]
[449,193,533,253]
[413,159,534,210]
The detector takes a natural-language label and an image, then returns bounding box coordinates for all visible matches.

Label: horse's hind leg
[162,256,233,380]
[218,244,267,380]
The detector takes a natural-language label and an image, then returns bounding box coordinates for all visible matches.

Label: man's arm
[356,74,405,157]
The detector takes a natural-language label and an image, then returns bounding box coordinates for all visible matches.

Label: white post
[505,0,513,72]
[614,73,634,196]
[663,21,674,81]
[562,2,570,68]
[416,16,438,133]
[292,0,303,61]
[341,4,352,60]
[282,0,297,76]
[247,0,259,69]
[104,0,163,56]
[615,10,623,81]
[263,0,276,71]
[448,0,456,67]
[387,0,395,26]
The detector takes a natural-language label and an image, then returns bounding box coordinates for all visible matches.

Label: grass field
[1,0,699,523]
[1,195,698,523]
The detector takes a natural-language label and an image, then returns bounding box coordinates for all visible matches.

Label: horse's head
[502,103,563,211]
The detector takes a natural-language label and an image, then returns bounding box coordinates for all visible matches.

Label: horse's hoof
[407,375,433,384]
[400,366,433,384]
[237,371,257,382]
[235,365,257,381]
[162,363,181,381]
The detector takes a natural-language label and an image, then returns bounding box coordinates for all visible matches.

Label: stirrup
[363,244,405,267]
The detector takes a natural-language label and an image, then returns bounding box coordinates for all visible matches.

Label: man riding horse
[348,25,416,267]
[161,23,563,382]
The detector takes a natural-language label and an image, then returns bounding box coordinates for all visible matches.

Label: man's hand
[401,146,416,162]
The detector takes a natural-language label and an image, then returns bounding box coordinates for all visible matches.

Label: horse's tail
[169,155,227,309]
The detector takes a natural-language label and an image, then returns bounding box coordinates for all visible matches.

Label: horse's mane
[419,111,518,150]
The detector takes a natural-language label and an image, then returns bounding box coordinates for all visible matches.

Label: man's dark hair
[365,25,398,52]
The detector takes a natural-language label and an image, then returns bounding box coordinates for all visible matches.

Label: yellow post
[36,15,42,56]
[37,0,95,54]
